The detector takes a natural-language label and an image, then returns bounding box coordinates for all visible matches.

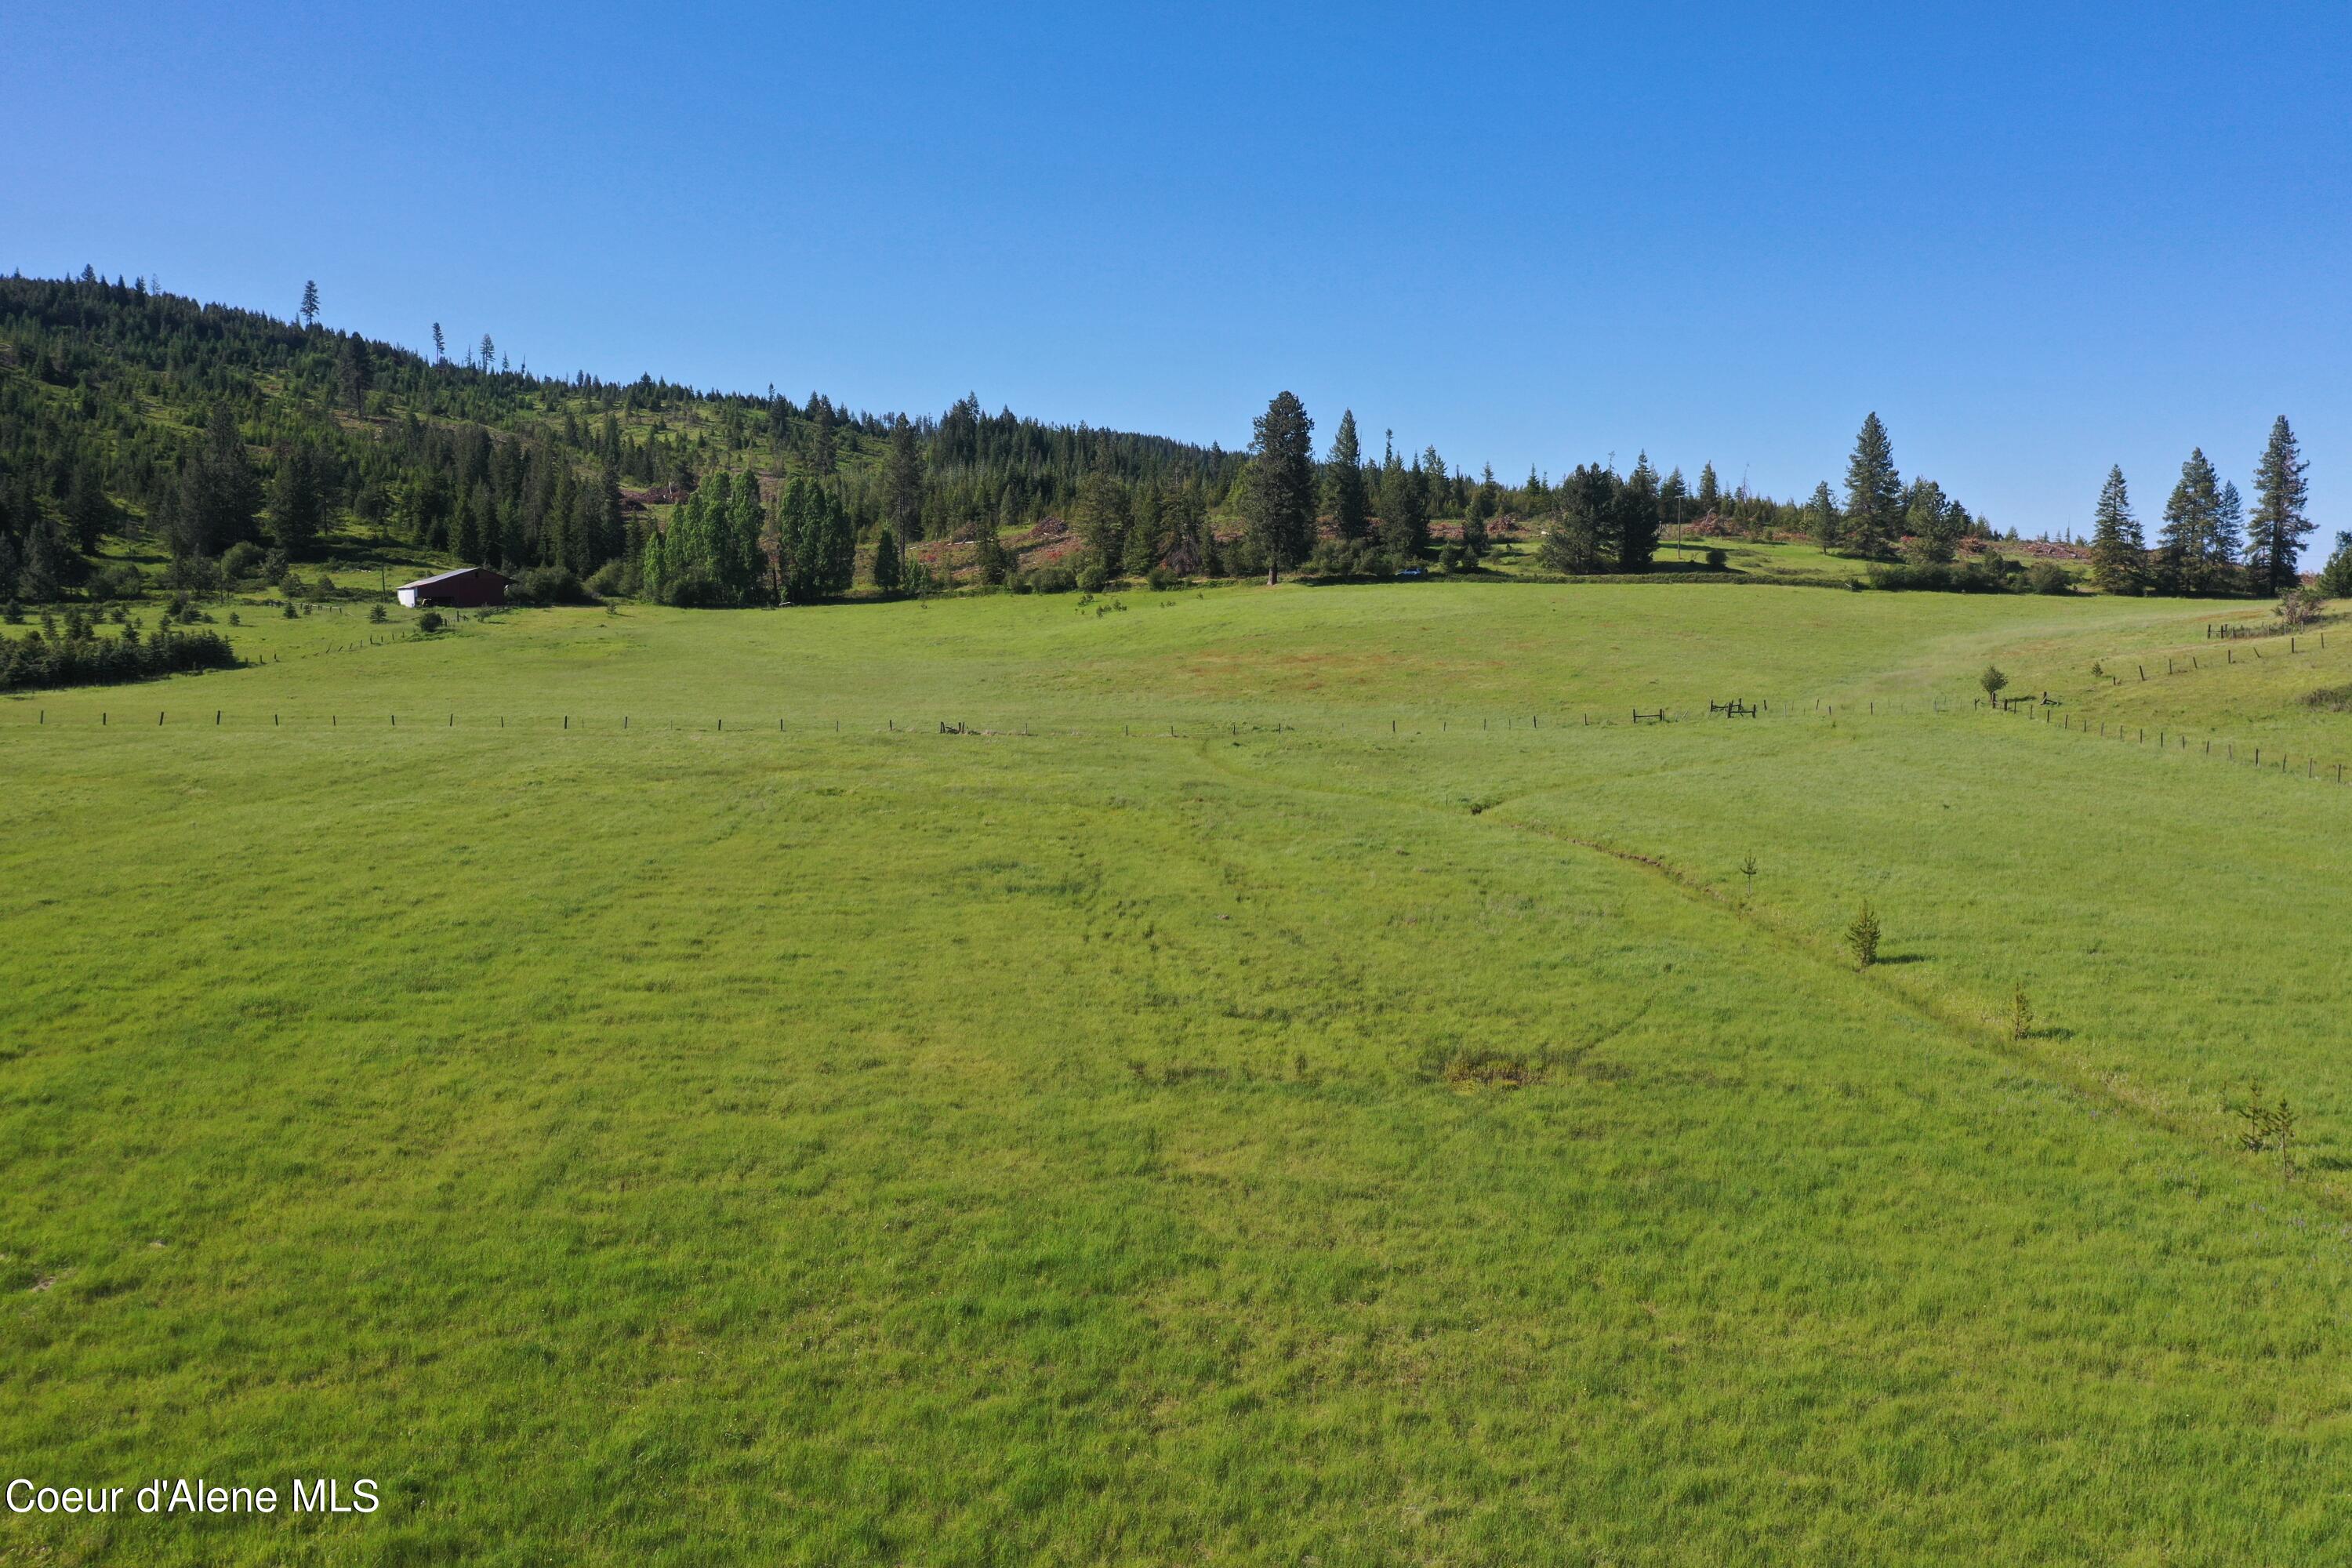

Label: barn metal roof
[396,566,510,590]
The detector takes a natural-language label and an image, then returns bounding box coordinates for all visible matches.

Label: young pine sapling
[1844,900,1882,969]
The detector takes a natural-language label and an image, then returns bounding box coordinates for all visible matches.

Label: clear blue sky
[6,1,2348,551]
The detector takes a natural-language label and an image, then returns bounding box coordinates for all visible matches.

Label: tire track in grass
[1192,731,2336,1214]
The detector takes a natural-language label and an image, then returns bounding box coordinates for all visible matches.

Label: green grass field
[7,581,2352,1565]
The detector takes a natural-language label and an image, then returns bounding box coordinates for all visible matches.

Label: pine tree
[1460,499,1489,563]
[1377,450,1428,561]
[728,473,767,601]
[1806,481,1841,550]
[267,442,324,559]
[1904,478,1955,563]
[477,333,495,372]
[1697,462,1721,515]
[1842,413,1901,557]
[1075,472,1131,569]
[1539,484,1606,575]
[335,336,372,410]
[185,404,261,555]
[299,280,320,328]
[871,524,904,596]
[1122,483,1164,576]
[596,466,625,568]
[1324,409,1367,540]
[432,322,445,363]
[1421,445,1449,516]
[2247,416,2312,597]
[65,457,113,552]
[1472,464,1502,528]
[883,414,924,540]
[2316,532,2352,598]
[810,396,837,474]
[1247,391,1316,584]
[2088,466,2143,594]
[2215,481,2245,584]
[1617,452,1661,571]
[2158,448,2228,595]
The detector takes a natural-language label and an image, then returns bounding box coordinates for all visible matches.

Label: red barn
[395,567,510,608]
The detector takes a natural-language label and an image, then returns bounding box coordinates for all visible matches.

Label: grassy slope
[6,583,2352,1565]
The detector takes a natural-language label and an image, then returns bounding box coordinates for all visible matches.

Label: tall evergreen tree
[1471,464,1502,525]
[871,524,905,597]
[1904,478,1956,563]
[1617,452,1661,571]
[809,396,837,474]
[1806,481,1842,550]
[1121,483,1165,575]
[1074,472,1131,568]
[431,322,445,362]
[2247,415,2312,596]
[882,414,924,540]
[2317,532,2352,598]
[182,404,261,557]
[1247,390,1316,584]
[2158,448,2230,595]
[2088,466,2144,594]
[64,456,113,552]
[267,442,324,558]
[1696,462,1721,515]
[1324,409,1367,540]
[1659,467,1689,531]
[595,466,625,568]
[1841,413,1901,558]
[1420,445,1449,515]
[1377,448,1428,560]
[299,280,320,328]
[2215,481,2245,583]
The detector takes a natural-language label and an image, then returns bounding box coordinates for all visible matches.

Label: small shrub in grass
[2232,1083,2299,1181]
[1433,1047,1540,1088]
[2276,587,2323,627]
[2026,562,2072,595]
[2009,987,2034,1040]
[1738,855,1759,903]
[2301,684,2352,712]
[369,604,387,623]
[416,610,445,634]
[281,601,297,619]
[1980,664,2009,702]
[1844,900,1882,969]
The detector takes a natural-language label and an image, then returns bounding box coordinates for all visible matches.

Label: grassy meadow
[7,581,2352,1565]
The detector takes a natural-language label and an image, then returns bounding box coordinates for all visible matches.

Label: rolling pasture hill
[7,580,2352,1564]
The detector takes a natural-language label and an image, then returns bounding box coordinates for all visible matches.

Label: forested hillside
[0,271,1256,603]
[1,270,2100,608]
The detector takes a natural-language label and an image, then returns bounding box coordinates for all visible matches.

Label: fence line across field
[15,698,2352,789]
